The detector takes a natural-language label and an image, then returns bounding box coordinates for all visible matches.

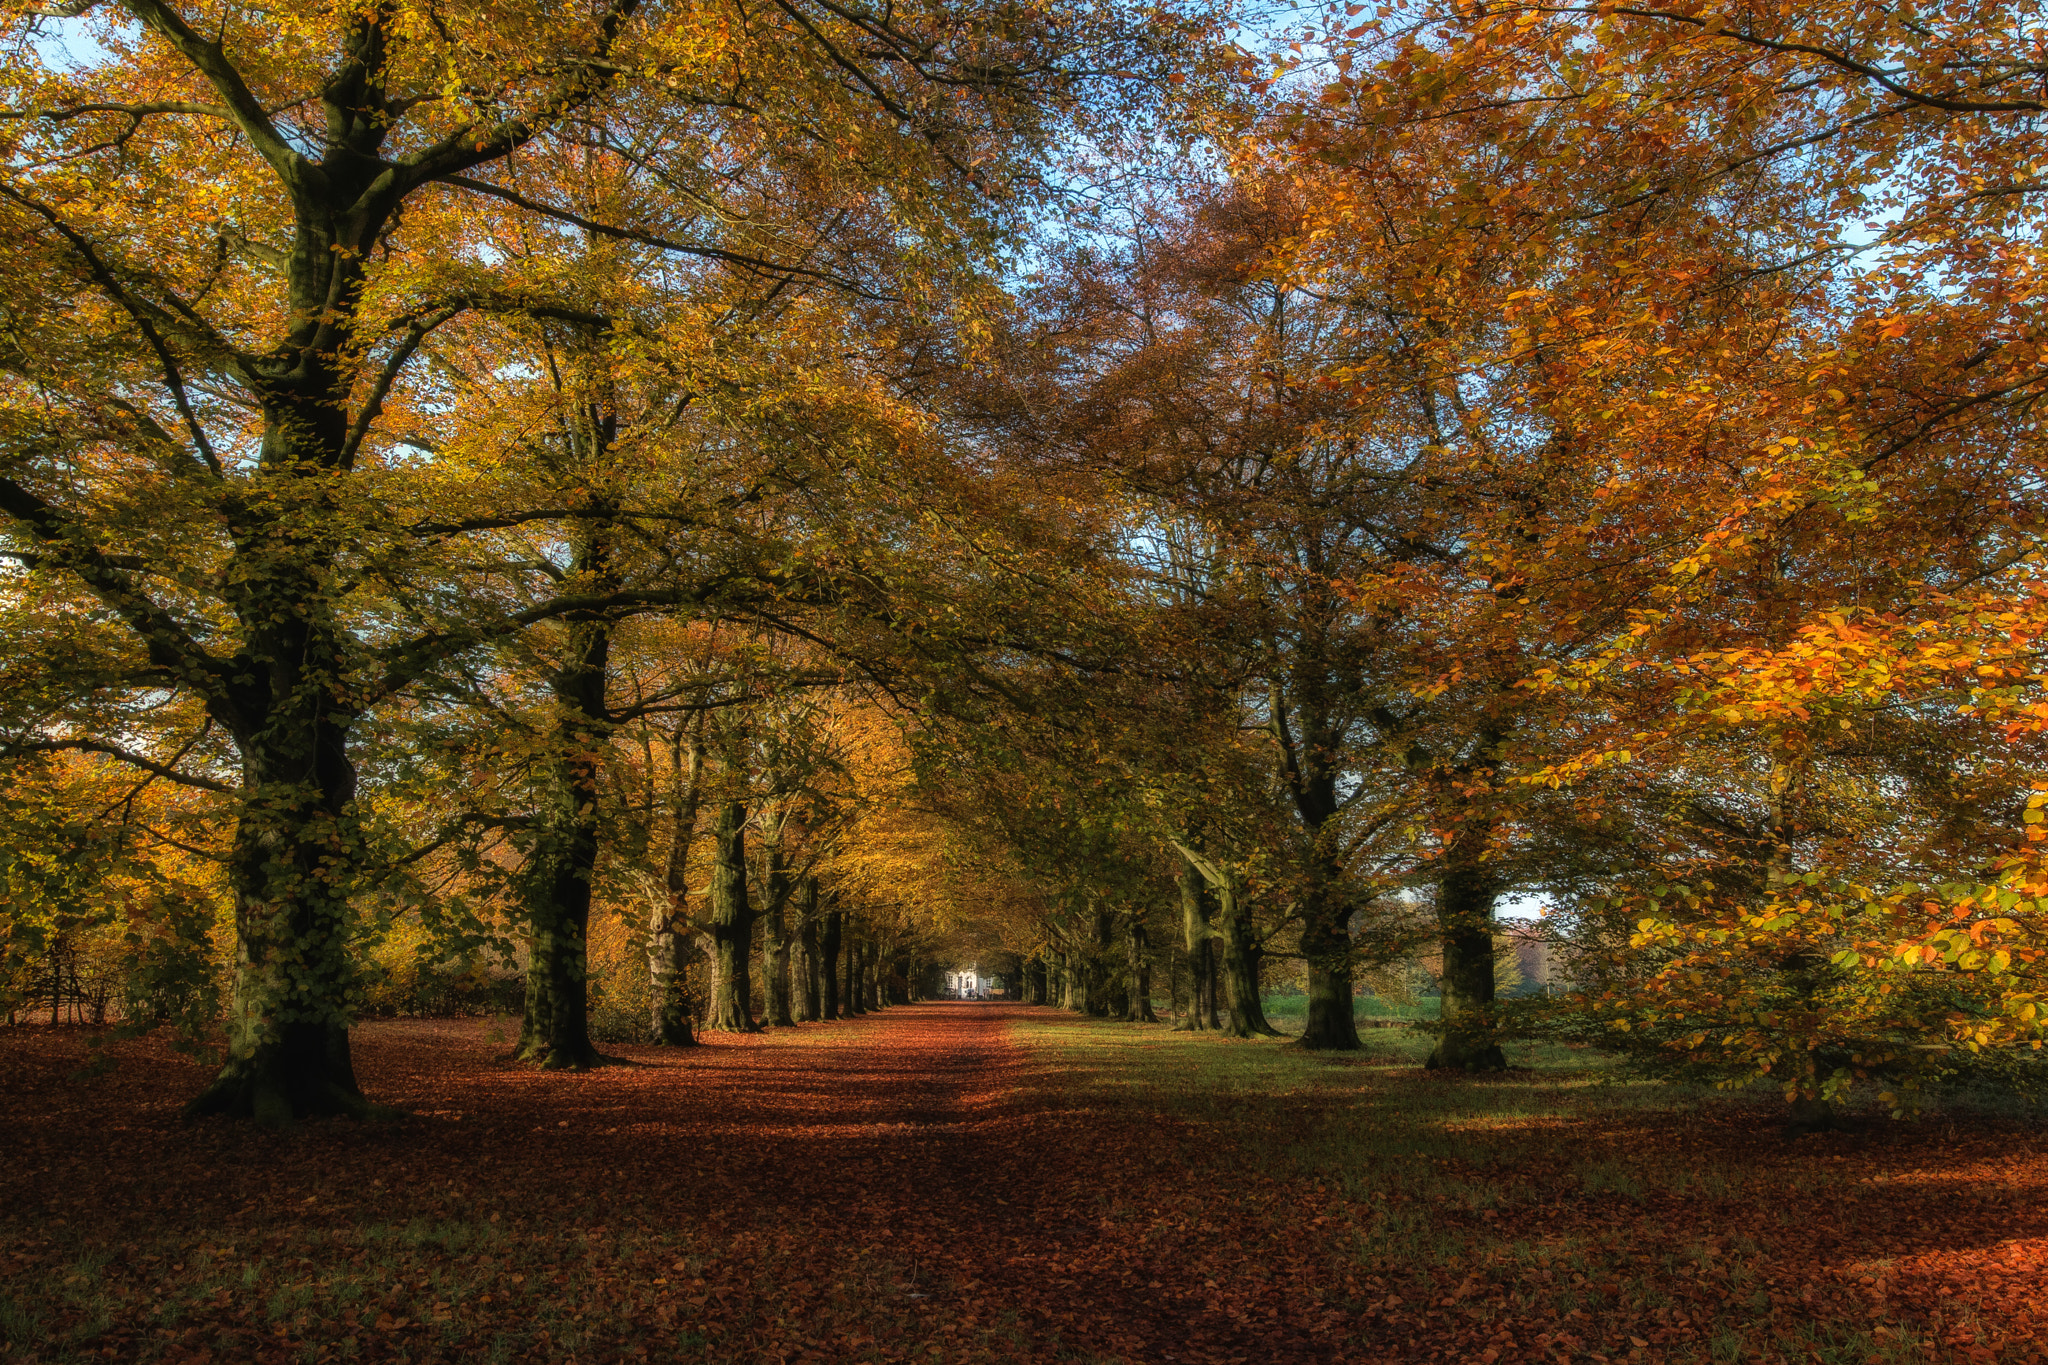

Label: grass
[1257,990,1443,1023]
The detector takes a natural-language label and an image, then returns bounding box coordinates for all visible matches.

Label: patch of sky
[24,12,121,76]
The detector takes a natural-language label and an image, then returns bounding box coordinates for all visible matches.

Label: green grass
[1257,990,1442,1022]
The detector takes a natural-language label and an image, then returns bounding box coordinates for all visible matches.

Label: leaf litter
[1,1006,2044,1363]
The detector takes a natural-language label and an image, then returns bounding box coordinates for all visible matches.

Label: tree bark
[1060,947,1083,1011]
[514,622,609,1068]
[188,714,380,1123]
[792,877,821,1022]
[843,930,865,1016]
[1298,851,1362,1051]
[1264,666,1362,1049]
[1121,912,1157,1022]
[1215,874,1279,1038]
[1175,852,1218,1031]
[513,357,626,1069]
[648,722,705,1045]
[821,908,844,1019]
[1428,848,1505,1070]
[760,831,796,1028]
[704,799,759,1032]
[1087,906,1116,1018]
[862,936,882,1011]
[180,135,397,1125]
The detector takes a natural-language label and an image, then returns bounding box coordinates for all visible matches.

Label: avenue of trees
[1,0,2043,1124]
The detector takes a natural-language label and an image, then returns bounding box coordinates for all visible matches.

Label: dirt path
[0,1004,1343,1364]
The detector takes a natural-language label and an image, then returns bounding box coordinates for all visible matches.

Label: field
[2,1006,2044,1364]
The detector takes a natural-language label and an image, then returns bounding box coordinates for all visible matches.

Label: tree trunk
[1176,853,1216,1032]
[821,908,844,1019]
[1428,850,1505,1070]
[1214,875,1279,1038]
[187,584,381,1122]
[514,688,606,1069]
[862,937,882,1011]
[1298,853,1361,1051]
[761,834,796,1028]
[1121,912,1157,1023]
[792,877,821,1022]
[844,931,865,1016]
[1086,906,1117,1017]
[1060,948,1083,1011]
[705,800,759,1032]
[648,724,705,1045]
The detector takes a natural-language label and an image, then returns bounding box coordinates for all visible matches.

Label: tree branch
[116,0,323,189]
[1,737,236,793]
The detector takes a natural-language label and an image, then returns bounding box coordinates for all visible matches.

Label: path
[0,1004,1343,1364]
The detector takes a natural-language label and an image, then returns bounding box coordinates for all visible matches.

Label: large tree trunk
[186,349,388,1119]
[705,800,759,1032]
[176,156,401,1124]
[1428,848,1505,1070]
[514,667,607,1069]
[1214,875,1279,1038]
[1179,847,1220,1031]
[514,399,625,1066]
[188,701,381,1123]
[648,724,705,1045]
[1059,947,1082,1011]
[821,908,844,1019]
[1267,675,1361,1048]
[517,623,611,1065]
[792,878,821,1022]
[1298,852,1362,1051]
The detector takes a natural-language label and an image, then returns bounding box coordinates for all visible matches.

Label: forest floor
[0,1005,2044,1365]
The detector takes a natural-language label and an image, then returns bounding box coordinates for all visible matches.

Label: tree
[0,0,1203,1118]
[1272,0,2048,1095]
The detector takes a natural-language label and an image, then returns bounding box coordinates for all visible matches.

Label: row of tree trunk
[518,772,916,1068]
[1018,846,1507,1066]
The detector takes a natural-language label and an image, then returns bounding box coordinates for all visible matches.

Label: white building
[944,967,981,999]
